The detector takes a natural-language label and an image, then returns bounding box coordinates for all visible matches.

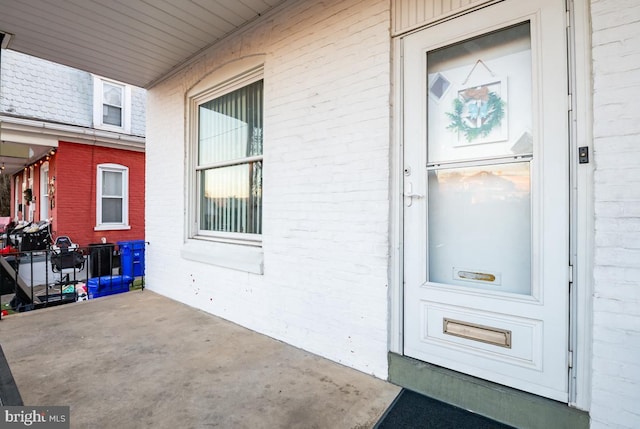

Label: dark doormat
[374,389,514,429]
[0,345,23,406]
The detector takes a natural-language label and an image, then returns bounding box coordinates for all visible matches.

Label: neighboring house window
[95,164,130,230]
[93,76,132,133]
[191,74,263,243]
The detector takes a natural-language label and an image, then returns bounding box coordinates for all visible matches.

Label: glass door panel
[428,162,531,295]
[426,22,534,295]
[427,23,533,165]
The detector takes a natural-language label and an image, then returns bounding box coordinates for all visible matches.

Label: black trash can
[88,243,115,278]
[0,256,18,296]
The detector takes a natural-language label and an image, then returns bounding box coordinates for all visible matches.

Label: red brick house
[1,50,145,247]
[20,142,145,247]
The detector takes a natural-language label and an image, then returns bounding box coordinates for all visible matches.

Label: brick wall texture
[55,141,145,247]
[144,0,640,422]
[590,1,640,428]
[146,0,392,378]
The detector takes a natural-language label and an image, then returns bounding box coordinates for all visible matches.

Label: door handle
[404,183,424,206]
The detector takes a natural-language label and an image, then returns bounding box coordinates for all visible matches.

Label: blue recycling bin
[118,240,145,278]
[87,275,133,299]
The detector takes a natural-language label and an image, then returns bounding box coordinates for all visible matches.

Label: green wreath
[446,91,505,142]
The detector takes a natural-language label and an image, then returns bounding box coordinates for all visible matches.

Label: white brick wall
[591,1,640,428]
[145,0,391,377]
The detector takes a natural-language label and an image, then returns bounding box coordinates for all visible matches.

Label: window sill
[94,224,131,231]
[94,123,131,134]
[181,238,264,275]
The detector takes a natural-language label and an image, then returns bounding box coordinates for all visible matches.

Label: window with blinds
[196,79,263,237]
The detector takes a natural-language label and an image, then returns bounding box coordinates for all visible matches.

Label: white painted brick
[595,230,640,249]
[591,400,640,429]
[146,0,391,378]
[592,283,640,303]
[594,265,640,284]
[592,325,640,351]
[591,1,640,428]
[593,298,640,320]
[144,1,640,424]
[595,247,640,267]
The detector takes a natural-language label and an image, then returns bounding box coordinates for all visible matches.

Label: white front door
[402,0,570,401]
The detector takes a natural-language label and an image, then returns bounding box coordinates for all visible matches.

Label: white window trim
[93,75,132,133]
[183,55,266,274]
[40,162,49,221]
[95,163,130,231]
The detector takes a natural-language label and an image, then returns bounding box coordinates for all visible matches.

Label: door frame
[388,0,593,410]
[40,162,49,221]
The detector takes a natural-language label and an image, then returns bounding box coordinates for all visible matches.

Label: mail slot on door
[443,318,512,348]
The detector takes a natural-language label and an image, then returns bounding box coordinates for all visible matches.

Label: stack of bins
[86,241,144,299]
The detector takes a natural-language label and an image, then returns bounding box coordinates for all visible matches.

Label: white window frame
[93,76,132,133]
[188,65,263,245]
[183,56,266,274]
[95,163,130,231]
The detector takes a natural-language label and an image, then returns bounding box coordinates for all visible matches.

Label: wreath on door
[23,188,33,205]
[446,87,505,142]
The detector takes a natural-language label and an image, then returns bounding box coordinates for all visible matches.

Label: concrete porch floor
[0,291,400,428]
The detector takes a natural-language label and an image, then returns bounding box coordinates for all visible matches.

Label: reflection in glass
[102,198,123,223]
[199,80,263,165]
[428,162,531,295]
[200,162,262,234]
[102,171,122,196]
[103,83,123,106]
[103,83,123,126]
[101,171,123,223]
[197,79,263,236]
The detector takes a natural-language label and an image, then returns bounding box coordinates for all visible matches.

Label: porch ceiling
[0,140,53,176]
[0,0,285,89]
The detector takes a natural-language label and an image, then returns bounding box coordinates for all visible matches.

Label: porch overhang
[0,0,286,89]
[0,115,145,175]
[0,118,55,175]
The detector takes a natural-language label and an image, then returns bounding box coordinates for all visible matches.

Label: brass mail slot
[457,270,496,282]
[443,318,512,348]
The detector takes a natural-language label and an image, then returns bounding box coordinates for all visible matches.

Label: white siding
[392,0,494,35]
[146,0,392,377]
[590,1,640,428]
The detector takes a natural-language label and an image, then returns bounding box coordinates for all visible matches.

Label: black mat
[0,344,23,406]
[374,389,514,429]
